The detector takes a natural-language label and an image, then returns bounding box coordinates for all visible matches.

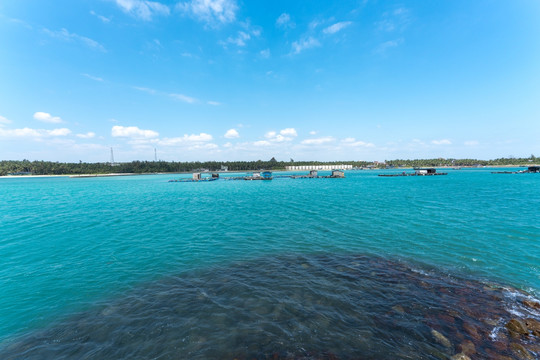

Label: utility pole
[110,147,115,165]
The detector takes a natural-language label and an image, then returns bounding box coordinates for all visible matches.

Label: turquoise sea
[0,168,539,359]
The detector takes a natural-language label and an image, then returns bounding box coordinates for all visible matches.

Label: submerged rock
[522,300,540,311]
[458,340,476,356]
[431,329,452,348]
[524,318,540,337]
[450,352,471,360]
[505,319,529,337]
[510,343,535,360]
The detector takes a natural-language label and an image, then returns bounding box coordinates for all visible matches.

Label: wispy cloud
[375,38,403,53]
[376,7,411,33]
[291,37,320,55]
[111,125,159,139]
[170,93,197,103]
[464,140,479,146]
[33,112,63,124]
[323,21,352,35]
[4,17,33,29]
[431,139,452,145]
[76,132,96,139]
[220,31,251,47]
[133,86,157,94]
[207,100,221,106]
[82,73,104,82]
[0,115,12,126]
[90,10,112,23]
[276,13,295,29]
[224,129,239,139]
[158,133,213,146]
[253,140,271,147]
[43,28,106,52]
[341,137,375,147]
[177,0,238,25]
[0,127,71,138]
[301,137,334,145]
[260,49,270,58]
[115,0,170,21]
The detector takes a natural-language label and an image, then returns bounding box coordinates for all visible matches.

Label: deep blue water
[0,168,539,358]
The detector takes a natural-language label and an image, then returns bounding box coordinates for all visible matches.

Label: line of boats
[168,166,540,182]
[168,170,345,182]
[491,166,540,174]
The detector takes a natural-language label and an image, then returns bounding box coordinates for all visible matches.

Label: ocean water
[0,168,539,358]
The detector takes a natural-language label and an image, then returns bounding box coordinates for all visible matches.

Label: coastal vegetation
[0,155,537,176]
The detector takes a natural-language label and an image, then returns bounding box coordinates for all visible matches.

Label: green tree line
[0,156,536,176]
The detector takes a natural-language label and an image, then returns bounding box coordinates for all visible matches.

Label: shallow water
[0,169,539,358]
[1,253,539,359]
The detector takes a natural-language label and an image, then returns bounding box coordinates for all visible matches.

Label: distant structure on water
[492,166,540,174]
[286,164,353,171]
[378,168,448,177]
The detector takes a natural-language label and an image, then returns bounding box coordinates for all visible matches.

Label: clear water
[0,169,539,358]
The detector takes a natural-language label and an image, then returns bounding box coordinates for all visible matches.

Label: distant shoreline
[0,165,536,179]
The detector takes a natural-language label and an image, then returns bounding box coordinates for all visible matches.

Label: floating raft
[168,178,218,183]
[492,166,540,174]
[170,170,346,182]
[379,168,447,177]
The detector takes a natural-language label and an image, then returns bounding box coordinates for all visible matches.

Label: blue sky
[1,0,539,162]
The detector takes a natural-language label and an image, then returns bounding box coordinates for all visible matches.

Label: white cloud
[224,129,239,138]
[291,37,320,55]
[221,31,250,47]
[82,73,104,82]
[158,133,213,146]
[341,137,375,147]
[0,127,71,138]
[111,125,159,139]
[43,28,106,52]
[276,13,294,28]
[376,38,403,53]
[207,100,221,106]
[134,86,157,94]
[77,132,96,139]
[115,0,170,20]
[376,7,411,33]
[48,128,72,136]
[323,21,352,35]
[189,143,218,150]
[0,115,11,126]
[263,128,298,143]
[90,10,111,23]
[170,93,197,103]
[301,137,334,145]
[178,0,237,25]
[309,130,317,135]
[465,140,479,146]
[253,140,271,147]
[431,139,452,145]
[280,128,297,137]
[260,49,270,58]
[33,112,63,124]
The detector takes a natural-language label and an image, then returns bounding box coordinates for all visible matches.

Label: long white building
[285,164,353,171]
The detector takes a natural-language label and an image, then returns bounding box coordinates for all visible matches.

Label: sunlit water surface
[0,169,539,358]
